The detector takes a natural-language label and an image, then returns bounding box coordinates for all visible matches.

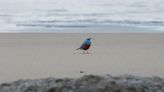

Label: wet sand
[0,33,164,83]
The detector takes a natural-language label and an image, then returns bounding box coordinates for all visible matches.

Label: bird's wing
[80,42,86,48]
[77,42,86,50]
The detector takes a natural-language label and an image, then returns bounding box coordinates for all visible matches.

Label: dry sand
[0,33,164,83]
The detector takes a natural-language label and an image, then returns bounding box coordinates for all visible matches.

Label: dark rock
[1,83,10,87]
[0,74,164,92]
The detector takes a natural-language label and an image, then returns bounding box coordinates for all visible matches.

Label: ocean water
[0,0,164,32]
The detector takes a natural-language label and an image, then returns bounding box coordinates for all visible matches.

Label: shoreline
[4,23,163,33]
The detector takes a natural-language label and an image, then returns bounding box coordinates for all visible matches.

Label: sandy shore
[0,33,164,83]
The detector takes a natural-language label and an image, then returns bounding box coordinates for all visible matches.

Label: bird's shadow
[77,51,92,54]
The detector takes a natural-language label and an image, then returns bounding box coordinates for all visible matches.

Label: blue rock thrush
[77,38,92,53]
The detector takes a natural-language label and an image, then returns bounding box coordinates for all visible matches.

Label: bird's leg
[86,51,90,54]
[83,50,88,54]
[83,50,85,54]
[83,50,89,54]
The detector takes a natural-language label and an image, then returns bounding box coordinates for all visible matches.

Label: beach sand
[0,33,164,83]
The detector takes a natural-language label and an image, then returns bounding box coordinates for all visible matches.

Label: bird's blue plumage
[83,39,91,45]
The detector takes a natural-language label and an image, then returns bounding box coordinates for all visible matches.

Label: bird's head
[86,37,93,40]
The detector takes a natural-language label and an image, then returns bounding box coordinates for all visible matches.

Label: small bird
[77,38,92,53]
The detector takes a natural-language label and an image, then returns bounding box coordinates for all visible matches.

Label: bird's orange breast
[83,44,90,50]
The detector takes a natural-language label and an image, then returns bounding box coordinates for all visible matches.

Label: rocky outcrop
[0,75,164,92]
